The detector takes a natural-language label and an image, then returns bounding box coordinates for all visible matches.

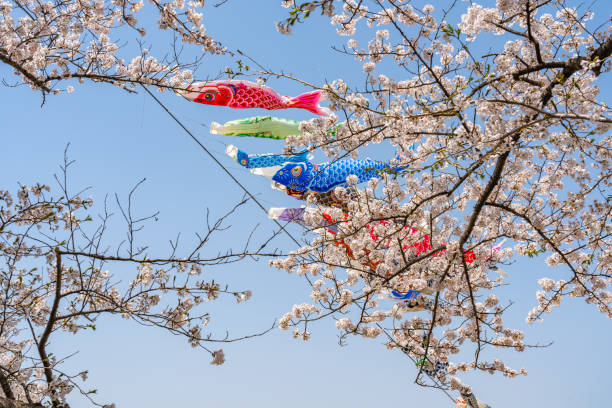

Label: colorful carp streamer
[210,116,344,140]
[179,80,331,115]
[210,116,300,139]
[272,157,407,193]
[386,295,452,313]
[425,362,449,377]
[225,144,309,169]
[267,207,338,233]
[269,207,507,305]
[409,334,450,383]
[268,207,310,227]
[390,290,419,300]
[268,206,506,276]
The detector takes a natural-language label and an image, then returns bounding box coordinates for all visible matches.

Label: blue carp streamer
[226,145,309,169]
[272,157,407,193]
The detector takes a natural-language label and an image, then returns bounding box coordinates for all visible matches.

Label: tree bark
[0,396,42,408]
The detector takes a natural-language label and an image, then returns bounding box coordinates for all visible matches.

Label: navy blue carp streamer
[271,157,407,193]
[225,144,309,168]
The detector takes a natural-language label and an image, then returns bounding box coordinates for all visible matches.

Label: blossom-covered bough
[0,0,222,101]
[0,150,274,407]
[270,0,611,405]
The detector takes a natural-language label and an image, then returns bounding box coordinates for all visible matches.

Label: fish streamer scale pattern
[237,150,308,168]
[309,159,394,192]
[231,88,284,109]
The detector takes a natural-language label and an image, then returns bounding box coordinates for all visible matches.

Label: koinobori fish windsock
[210,116,301,139]
[271,157,408,193]
[268,207,339,233]
[225,145,310,169]
[179,80,331,116]
[210,116,345,140]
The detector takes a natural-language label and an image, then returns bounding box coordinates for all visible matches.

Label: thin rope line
[143,84,458,406]
[141,84,302,247]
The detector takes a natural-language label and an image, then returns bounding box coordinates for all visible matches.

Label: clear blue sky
[1,1,610,407]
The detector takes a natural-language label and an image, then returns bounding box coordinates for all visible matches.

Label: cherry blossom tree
[2,0,610,406]
[0,150,271,407]
[0,0,223,100]
[268,1,611,405]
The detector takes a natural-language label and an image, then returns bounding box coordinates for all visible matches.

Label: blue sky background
[1,1,610,407]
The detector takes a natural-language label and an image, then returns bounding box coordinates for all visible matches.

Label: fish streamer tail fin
[288,91,331,116]
[210,121,224,135]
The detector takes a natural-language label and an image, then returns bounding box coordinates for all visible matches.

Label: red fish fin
[287,91,331,116]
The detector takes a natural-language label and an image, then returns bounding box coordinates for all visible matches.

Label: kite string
[140,84,302,247]
[142,85,461,406]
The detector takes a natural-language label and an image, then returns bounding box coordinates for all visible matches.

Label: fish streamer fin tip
[209,121,222,134]
[267,207,285,219]
[288,90,331,116]
[225,144,238,160]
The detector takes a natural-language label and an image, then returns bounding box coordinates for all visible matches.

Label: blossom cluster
[0,168,255,405]
[274,0,611,397]
[0,0,223,95]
